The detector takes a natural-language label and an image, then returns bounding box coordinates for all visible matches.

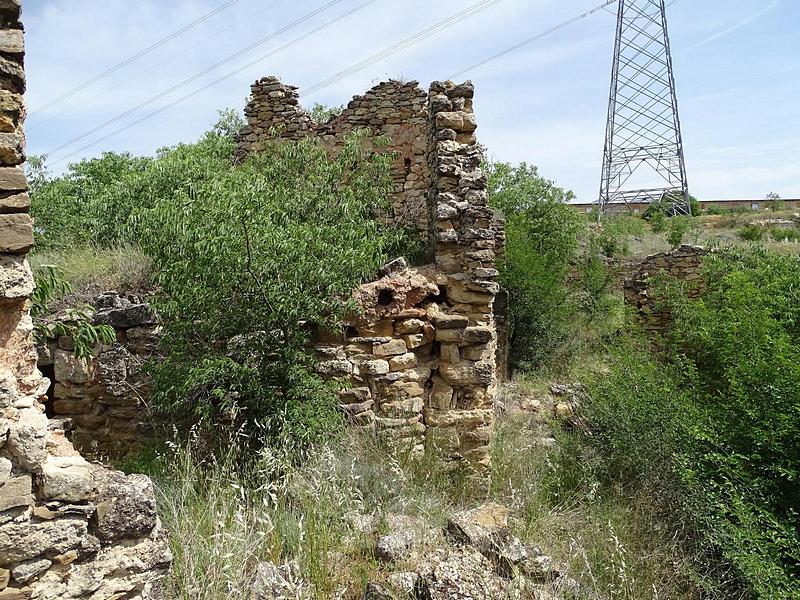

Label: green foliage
[137,130,401,446]
[574,247,800,598]
[738,224,765,242]
[649,210,666,233]
[29,110,240,251]
[768,226,800,242]
[31,265,116,359]
[765,192,784,212]
[661,247,800,598]
[666,215,692,248]
[487,162,581,370]
[308,102,343,124]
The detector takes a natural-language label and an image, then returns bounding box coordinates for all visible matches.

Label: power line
[447,0,617,80]
[303,0,500,96]
[44,0,346,158]
[29,0,242,118]
[28,0,287,133]
[49,0,379,165]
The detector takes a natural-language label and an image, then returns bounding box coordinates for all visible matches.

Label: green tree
[137,130,402,446]
[487,162,581,370]
[766,192,784,212]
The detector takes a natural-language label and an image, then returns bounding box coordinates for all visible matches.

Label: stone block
[0,254,32,300]
[0,166,25,191]
[40,455,93,502]
[394,318,424,335]
[53,349,95,385]
[429,378,454,410]
[0,191,27,212]
[388,352,417,372]
[374,339,407,357]
[0,213,32,253]
[0,475,32,511]
[361,360,389,376]
[440,343,460,364]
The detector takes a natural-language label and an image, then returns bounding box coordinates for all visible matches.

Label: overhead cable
[44,0,346,158]
[29,0,242,117]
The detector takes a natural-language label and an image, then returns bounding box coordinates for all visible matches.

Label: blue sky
[22,0,800,201]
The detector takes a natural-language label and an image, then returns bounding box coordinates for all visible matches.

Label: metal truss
[598,0,689,217]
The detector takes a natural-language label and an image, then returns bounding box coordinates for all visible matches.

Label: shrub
[137,130,402,447]
[738,224,765,242]
[666,215,691,248]
[487,162,581,370]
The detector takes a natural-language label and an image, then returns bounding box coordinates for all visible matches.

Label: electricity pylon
[598,0,689,218]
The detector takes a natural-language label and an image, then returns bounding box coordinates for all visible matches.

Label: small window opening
[378,289,394,306]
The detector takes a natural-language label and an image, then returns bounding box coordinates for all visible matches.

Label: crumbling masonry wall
[38,292,159,459]
[624,244,708,331]
[237,77,505,473]
[0,3,170,597]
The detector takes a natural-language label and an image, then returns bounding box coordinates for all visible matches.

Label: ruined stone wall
[237,77,432,242]
[238,77,504,474]
[0,3,170,596]
[624,244,708,331]
[38,292,158,460]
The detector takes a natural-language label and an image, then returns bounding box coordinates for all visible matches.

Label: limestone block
[0,166,25,191]
[11,558,50,585]
[0,255,32,300]
[4,408,48,471]
[388,352,416,372]
[39,455,93,502]
[0,214,32,253]
[361,360,389,376]
[0,192,27,212]
[440,343,460,364]
[429,378,454,410]
[461,326,492,346]
[0,132,22,165]
[0,457,10,482]
[0,516,88,564]
[435,329,462,343]
[373,339,407,357]
[393,318,424,335]
[90,467,158,543]
[0,474,32,511]
[432,314,468,329]
[53,350,94,385]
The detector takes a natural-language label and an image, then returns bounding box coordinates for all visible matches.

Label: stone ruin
[0,2,170,597]
[237,76,506,474]
[38,292,159,459]
[624,244,708,331]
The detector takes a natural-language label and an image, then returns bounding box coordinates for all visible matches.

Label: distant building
[570,198,800,215]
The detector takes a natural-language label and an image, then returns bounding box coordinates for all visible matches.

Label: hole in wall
[40,363,55,418]
[422,286,448,306]
[404,156,412,175]
[377,289,395,306]
[345,325,358,338]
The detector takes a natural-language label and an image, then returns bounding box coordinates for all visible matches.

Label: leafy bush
[136,130,401,446]
[487,162,581,370]
[768,226,800,242]
[31,265,116,359]
[29,111,242,251]
[738,224,765,242]
[666,215,692,248]
[575,247,800,598]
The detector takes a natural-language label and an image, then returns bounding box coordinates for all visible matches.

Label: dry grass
[140,390,710,600]
[29,245,151,302]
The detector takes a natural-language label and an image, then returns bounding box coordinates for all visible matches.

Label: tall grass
[138,405,716,600]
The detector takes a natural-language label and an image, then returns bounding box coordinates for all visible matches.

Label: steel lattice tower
[598,0,689,217]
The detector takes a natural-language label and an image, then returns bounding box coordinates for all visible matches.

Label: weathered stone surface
[0,192,28,212]
[0,475,31,511]
[0,517,87,563]
[0,255,31,300]
[93,303,155,329]
[90,467,158,543]
[39,455,93,502]
[0,214,31,253]
[0,167,25,191]
[53,350,93,385]
[0,30,23,54]
[4,408,47,471]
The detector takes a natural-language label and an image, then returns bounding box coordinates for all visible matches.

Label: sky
[21,0,800,202]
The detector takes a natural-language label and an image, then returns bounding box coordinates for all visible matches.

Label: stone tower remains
[237,76,505,474]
